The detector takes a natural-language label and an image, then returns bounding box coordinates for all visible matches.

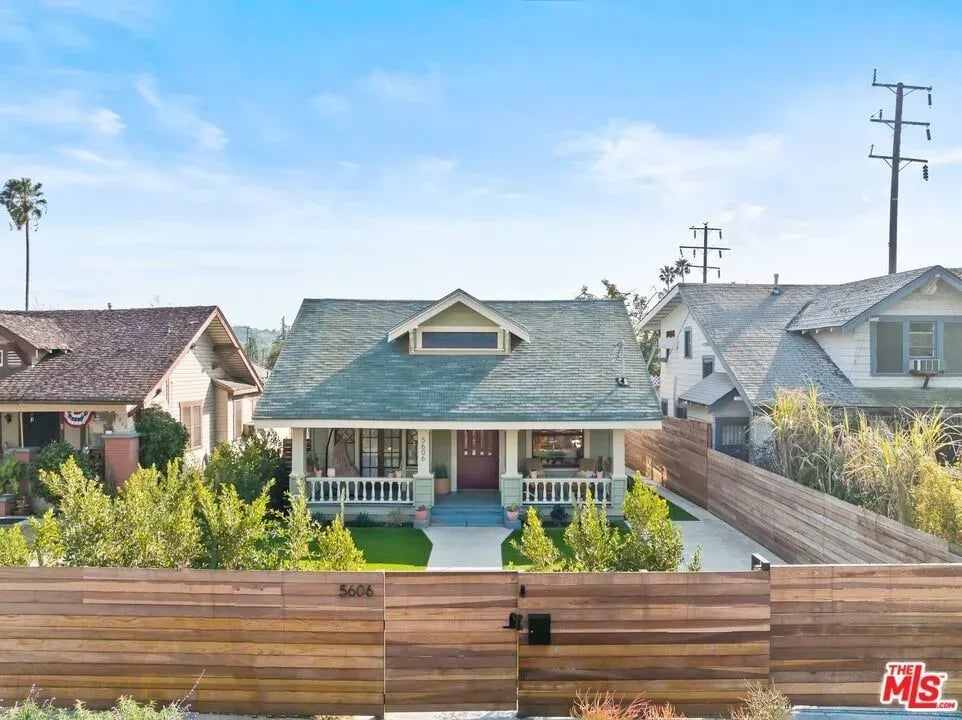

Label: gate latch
[503,612,523,630]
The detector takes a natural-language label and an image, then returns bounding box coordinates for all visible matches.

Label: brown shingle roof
[0,312,72,350]
[0,306,216,404]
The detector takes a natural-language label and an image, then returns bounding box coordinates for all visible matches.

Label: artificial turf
[348,527,433,570]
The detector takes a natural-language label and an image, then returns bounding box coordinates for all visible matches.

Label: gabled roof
[0,306,260,405]
[680,372,736,407]
[256,298,661,424]
[386,289,530,342]
[787,266,962,332]
[0,312,72,351]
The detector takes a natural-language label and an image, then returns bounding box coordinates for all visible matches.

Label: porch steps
[431,505,504,527]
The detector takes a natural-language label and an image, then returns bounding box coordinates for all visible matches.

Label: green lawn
[349,527,433,570]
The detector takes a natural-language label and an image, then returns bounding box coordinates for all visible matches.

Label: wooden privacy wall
[770,564,962,707]
[384,571,519,712]
[708,449,960,564]
[517,571,771,718]
[626,419,710,506]
[0,567,385,717]
[627,420,961,563]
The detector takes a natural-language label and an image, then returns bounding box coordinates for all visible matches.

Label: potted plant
[505,503,520,522]
[433,464,450,496]
[0,454,24,516]
[414,504,429,522]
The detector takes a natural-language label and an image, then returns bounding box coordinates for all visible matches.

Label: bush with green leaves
[196,480,277,569]
[28,509,62,567]
[32,440,94,501]
[136,406,189,471]
[619,477,685,572]
[1,695,191,720]
[511,506,562,571]
[0,523,30,566]
[913,463,962,544]
[275,489,314,570]
[313,513,365,570]
[205,430,283,502]
[0,452,25,494]
[564,490,623,571]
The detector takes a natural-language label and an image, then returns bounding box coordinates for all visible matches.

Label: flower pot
[434,476,451,495]
[506,510,519,522]
[414,508,429,522]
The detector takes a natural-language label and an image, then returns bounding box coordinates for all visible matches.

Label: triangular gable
[386,289,530,342]
[840,266,962,332]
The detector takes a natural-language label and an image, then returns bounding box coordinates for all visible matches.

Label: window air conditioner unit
[911,358,942,374]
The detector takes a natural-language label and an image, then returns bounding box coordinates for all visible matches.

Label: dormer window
[421,331,500,350]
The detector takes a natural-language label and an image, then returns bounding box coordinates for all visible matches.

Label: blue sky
[1,0,961,328]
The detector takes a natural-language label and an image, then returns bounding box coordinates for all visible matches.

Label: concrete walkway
[646,479,784,571]
[424,526,511,569]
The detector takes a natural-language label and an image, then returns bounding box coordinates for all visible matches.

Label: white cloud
[312,92,350,117]
[413,155,456,175]
[361,67,439,103]
[134,76,227,150]
[0,91,124,134]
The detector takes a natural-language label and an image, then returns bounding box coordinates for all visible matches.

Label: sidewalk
[423,526,511,569]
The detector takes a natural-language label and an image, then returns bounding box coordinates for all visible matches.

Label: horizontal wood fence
[2,565,961,716]
[627,421,962,564]
[518,571,770,718]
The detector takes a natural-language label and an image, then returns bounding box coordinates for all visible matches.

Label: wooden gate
[517,571,772,719]
[384,571,519,711]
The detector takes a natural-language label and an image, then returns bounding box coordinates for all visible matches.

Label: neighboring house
[254,289,662,517]
[639,265,962,461]
[0,306,262,482]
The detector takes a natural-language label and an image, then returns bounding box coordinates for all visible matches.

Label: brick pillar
[12,448,36,494]
[103,432,140,489]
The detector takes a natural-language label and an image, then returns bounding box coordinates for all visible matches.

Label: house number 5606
[339,584,375,598]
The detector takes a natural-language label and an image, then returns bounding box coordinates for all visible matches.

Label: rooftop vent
[771,273,781,296]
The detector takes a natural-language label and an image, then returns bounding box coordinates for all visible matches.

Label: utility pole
[869,69,932,275]
[679,222,729,283]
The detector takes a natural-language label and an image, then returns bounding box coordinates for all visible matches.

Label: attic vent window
[421,331,499,349]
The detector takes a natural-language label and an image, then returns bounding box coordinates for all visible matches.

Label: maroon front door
[457,430,499,490]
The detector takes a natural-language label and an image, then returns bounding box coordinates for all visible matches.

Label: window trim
[701,355,714,378]
[413,325,508,355]
[683,327,693,359]
[180,401,203,450]
[531,429,585,468]
[870,315,962,376]
[0,349,4,367]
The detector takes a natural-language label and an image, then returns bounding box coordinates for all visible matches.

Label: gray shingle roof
[679,372,736,406]
[0,312,72,350]
[256,298,661,423]
[787,266,959,331]
[0,306,217,404]
[679,284,870,407]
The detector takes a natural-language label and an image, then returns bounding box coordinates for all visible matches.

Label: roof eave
[637,286,681,330]
[386,289,531,342]
[841,265,962,332]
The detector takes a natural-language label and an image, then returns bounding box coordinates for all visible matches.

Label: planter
[414,507,429,522]
[0,494,16,516]
[506,509,519,522]
[434,476,451,495]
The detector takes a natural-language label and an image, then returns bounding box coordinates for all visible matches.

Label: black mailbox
[527,613,551,645]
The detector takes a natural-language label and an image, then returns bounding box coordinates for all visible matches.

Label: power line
[679,222,729,283]
[869,68,932,275]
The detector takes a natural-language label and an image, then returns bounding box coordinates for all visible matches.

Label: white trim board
[387,289,531,343]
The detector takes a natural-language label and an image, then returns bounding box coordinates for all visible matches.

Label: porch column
[610,428,627,510]
[289,427,306,497]
[413,429,434,508]
[501,428,522,509]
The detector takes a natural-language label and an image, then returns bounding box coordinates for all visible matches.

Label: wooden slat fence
[626,418,710,506]
[770,564,962,707]
[626,421,962,563]
[384,571,519,712]
[0,567,385,717]
[517,571,771,718]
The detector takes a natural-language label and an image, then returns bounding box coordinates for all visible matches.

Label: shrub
[313,514,365,570]
[276,489,314,570]
[32,440,93,501]
[136,406,189,471]
[115,462,202,568]
[351,511,379,527]
[0,523,30,566]
[730,682,792,720]
[512,506,563,571]
[913,463,962,544]
[1,695,191,720]
[571,691,684,720]
[28,509,62,567]
[205,430,283,502]
[619,477,685,572]
[42,456,121,567]
[564,490,623,571]
[685,544,703,572]
[196,481,276,570]
[0,453,25,494]
[550,503,569,526]
[384,507,406,527]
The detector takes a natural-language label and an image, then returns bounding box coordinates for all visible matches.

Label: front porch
[286,425,631,520]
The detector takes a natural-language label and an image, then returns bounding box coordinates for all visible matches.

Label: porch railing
[522,477,612,505]
[305,477,415,504]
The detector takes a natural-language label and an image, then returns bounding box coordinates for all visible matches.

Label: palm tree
[658,264,677,291]
[674,257,693,280]
[1,178,47,311]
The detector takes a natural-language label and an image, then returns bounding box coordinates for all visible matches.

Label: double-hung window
[873,318,962,375]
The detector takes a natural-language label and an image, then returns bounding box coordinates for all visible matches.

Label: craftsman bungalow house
[0,306,262,483]
[640,265,962,462]
[254,289,662,520]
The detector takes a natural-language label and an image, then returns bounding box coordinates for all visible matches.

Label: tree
[658,265,677,292]
[264,339,284,369]
[136,407,189,471]
[673,257,692,280]
[512,506,563,570]
[205,430,283,502]
[243,332,260,364]
[1,178,47,311]
[196,481,276,570]
[618,476,685,571]
[563,490,623,571]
